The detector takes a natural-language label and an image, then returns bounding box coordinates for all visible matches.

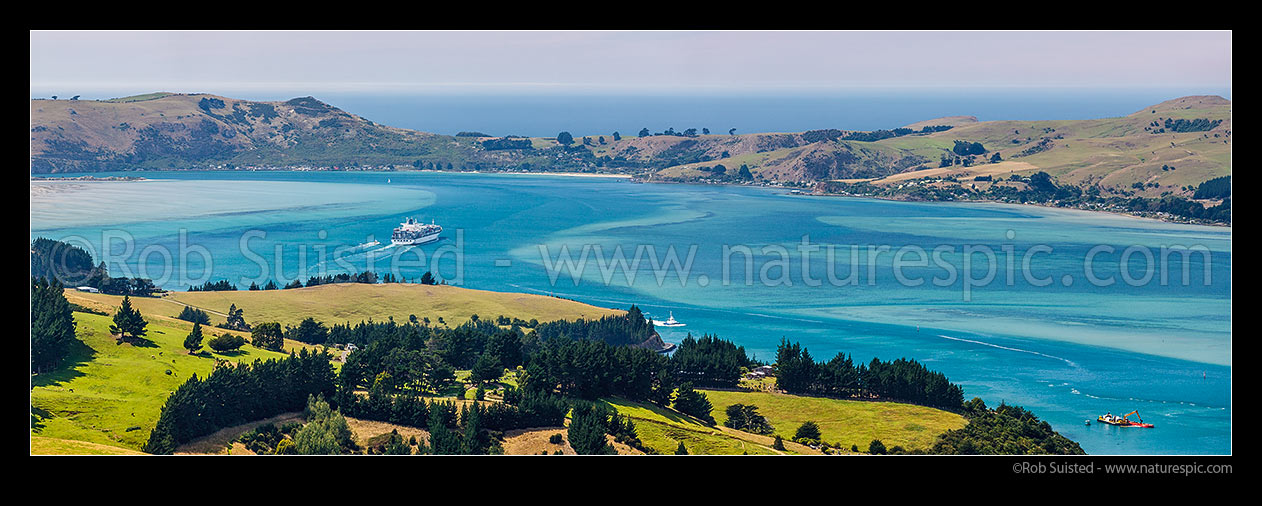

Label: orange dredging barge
[1097,410,1155,428]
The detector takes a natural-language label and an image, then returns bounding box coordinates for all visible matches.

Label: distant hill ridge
[30,92,1230,201]
[30,93,465,173]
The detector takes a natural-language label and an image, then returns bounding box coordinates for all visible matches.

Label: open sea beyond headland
[30,171,1231,454]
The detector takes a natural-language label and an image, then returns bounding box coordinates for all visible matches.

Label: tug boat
[652,311,686,327]
[1097,410,1155,428]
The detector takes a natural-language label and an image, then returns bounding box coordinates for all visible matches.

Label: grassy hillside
[62,290,322,355]
[35,287,963,455]
[600,397,804,455]
[867,95,1232,196]
[31,436,147,455]
[30,311,293,453]
[599,390,965,455]
[644,96,1230,200]
[30,93,474,173]
[165,283,621,327]
[699,389,967,453]
[64,283,621,330]
[35,284,620,454]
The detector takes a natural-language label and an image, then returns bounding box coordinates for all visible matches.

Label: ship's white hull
[391,233,440,246]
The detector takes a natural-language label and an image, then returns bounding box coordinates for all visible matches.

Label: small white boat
[358,240,381,249]
[652,311,685,327]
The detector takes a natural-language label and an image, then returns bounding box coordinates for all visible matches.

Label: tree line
[774,338,965,411]
[670,333,756,388]
[143,348,337,454]
[929,397,1085,454]
[31,238,159,296]
[531,305,656,347]
[1193,175,1231,200]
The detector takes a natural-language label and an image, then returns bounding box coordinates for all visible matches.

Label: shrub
[206,333,247,352]
[794,421,822,443]
[723,404,774,435]
[176,306,212,325]
[869,439,887,455]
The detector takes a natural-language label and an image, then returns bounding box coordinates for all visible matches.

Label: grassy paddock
[30,436,146,455]
[62,289,326,356]
[162,283,622,328]
[699,389,966,452]
[599,397,811,455]
[30,312,293,453]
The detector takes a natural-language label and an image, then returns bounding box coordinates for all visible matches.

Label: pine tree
[773,435,786,451]
[225,304,248,331]
[383,429,411,455]
[427,402,460,455]
[109,295,147,342]
[675,442,689,455]
[568,403,615,455]
[672,382,715,425]
[470,352,501,384]
[31,278,78,372]
[460,405,488,455]
[183,322,204,354]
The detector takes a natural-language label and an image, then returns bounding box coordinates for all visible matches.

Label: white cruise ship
[391,217,443,246]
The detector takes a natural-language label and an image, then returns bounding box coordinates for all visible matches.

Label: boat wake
[936,334,1079,368]
[365,243,397,255]
[302,243,401,276]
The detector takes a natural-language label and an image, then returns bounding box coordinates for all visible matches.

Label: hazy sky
[30,31,1231,96]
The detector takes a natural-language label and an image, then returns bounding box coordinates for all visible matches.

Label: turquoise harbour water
[30,171,1231,454]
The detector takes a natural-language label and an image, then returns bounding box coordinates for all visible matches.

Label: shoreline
[410,169,632,178]
[636,175,1230,227]
[798,191,1232,228]
[28,167,1226,227]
